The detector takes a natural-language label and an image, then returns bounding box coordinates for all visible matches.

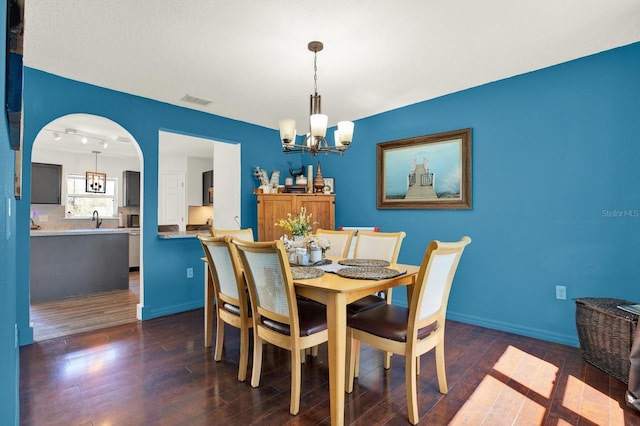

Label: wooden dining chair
[315,228,355,258]
[211,227,255,242]
[198,235,252,381]
[346,236,471,425]
[233,239,328,415]
[349,230,406,308]
[348,230,406,370]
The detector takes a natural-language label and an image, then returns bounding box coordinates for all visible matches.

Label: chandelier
[279,41,354,156]
[85,151,107,193]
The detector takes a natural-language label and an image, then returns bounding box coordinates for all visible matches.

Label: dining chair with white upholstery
[348,230,407,370]
[315,228,355,258]
[233,239,328,415]
[349,230,406,309]
[346,236,471,425]
[198,235,252,381]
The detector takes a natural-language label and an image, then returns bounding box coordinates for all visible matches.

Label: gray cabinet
[123,170,140,206]
[31,162,62,204]
[202,170,213,205]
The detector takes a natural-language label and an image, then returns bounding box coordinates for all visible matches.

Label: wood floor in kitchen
[19,301,640,425]
[29,271,140,341]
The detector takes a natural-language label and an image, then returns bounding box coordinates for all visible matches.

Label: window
[66,174,117,218]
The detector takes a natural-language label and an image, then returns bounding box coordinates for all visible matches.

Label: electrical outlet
[186,267,193,279]
[555,285,567,300]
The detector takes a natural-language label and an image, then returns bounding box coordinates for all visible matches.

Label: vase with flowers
[274,207,317,240]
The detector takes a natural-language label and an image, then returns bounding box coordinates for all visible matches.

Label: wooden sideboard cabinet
[256,193,335,241]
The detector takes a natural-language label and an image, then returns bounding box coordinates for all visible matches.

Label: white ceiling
[23,0,640,157]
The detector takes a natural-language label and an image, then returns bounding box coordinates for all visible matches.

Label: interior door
[213,142,241,229]
[159,172,185,228]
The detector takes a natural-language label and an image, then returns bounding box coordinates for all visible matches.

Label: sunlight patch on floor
[492,345,558,399]
[563,375,624,425]
[449,345,561,425]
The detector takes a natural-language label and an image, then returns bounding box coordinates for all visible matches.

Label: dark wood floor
[19,309,640,425]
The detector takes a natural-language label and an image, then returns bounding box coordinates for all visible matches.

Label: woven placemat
[338,259,390,267]
[290,266,325,279]
[336,266,401,280]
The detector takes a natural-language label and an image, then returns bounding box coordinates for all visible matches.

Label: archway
[29,113,144,340]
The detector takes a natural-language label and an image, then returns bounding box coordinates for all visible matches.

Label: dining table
[202,256,420,426]
[292,259,419,426]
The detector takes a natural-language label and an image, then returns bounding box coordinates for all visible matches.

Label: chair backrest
[198,234,247,311]
[315,229,355,258]
[211,228,255,242]
[410,236,471,330]
[233,239,299,336]
[353,231,406,263]
[339,226,380,257]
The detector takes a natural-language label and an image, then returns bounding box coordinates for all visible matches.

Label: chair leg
[251,334,263,388]
[435,341,448,394]
[353,339,361,378]
[237,327,249,382]
[405,354,419,425]
[383,289,393,370]
[346,329,356,393]
[214,315,225,361]
[304,346,319,357]
[290,347,302,415]
[384,351,392,369]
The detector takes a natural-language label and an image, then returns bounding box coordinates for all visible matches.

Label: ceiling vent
[181,94,212,106]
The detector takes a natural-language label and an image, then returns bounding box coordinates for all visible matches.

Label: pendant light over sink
[85,151,107,193]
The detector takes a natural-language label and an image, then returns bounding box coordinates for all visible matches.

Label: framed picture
[323,177,335,194]
[377,128,472,210]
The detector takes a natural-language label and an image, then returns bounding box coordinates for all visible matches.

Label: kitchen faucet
[92,210,102,228]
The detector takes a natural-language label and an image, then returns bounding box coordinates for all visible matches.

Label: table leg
[204,262,213,347]
[326,292,346,426]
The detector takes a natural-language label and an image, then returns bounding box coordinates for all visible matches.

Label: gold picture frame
[377,128,472,210]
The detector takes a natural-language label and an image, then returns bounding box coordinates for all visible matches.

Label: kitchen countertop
[31,228,140,237]
[30,228,205,239]
[157,231,204,239]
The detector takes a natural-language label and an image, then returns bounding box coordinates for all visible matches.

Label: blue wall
[1,0,19,422]
[14,42,640,365]
[328,42,640,345]
[17,68,288,344]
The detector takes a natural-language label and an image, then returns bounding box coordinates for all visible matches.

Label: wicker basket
[575,297,638,383]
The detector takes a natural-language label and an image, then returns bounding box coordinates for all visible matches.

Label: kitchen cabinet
[256,193,335,242]
[31,162,62,204]
[202,170,213,205]
[123,170,140,206]
[30,231,129,302]
[128,231,140,269]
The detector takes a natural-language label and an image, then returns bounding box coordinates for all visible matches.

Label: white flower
[304,235,331,252]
